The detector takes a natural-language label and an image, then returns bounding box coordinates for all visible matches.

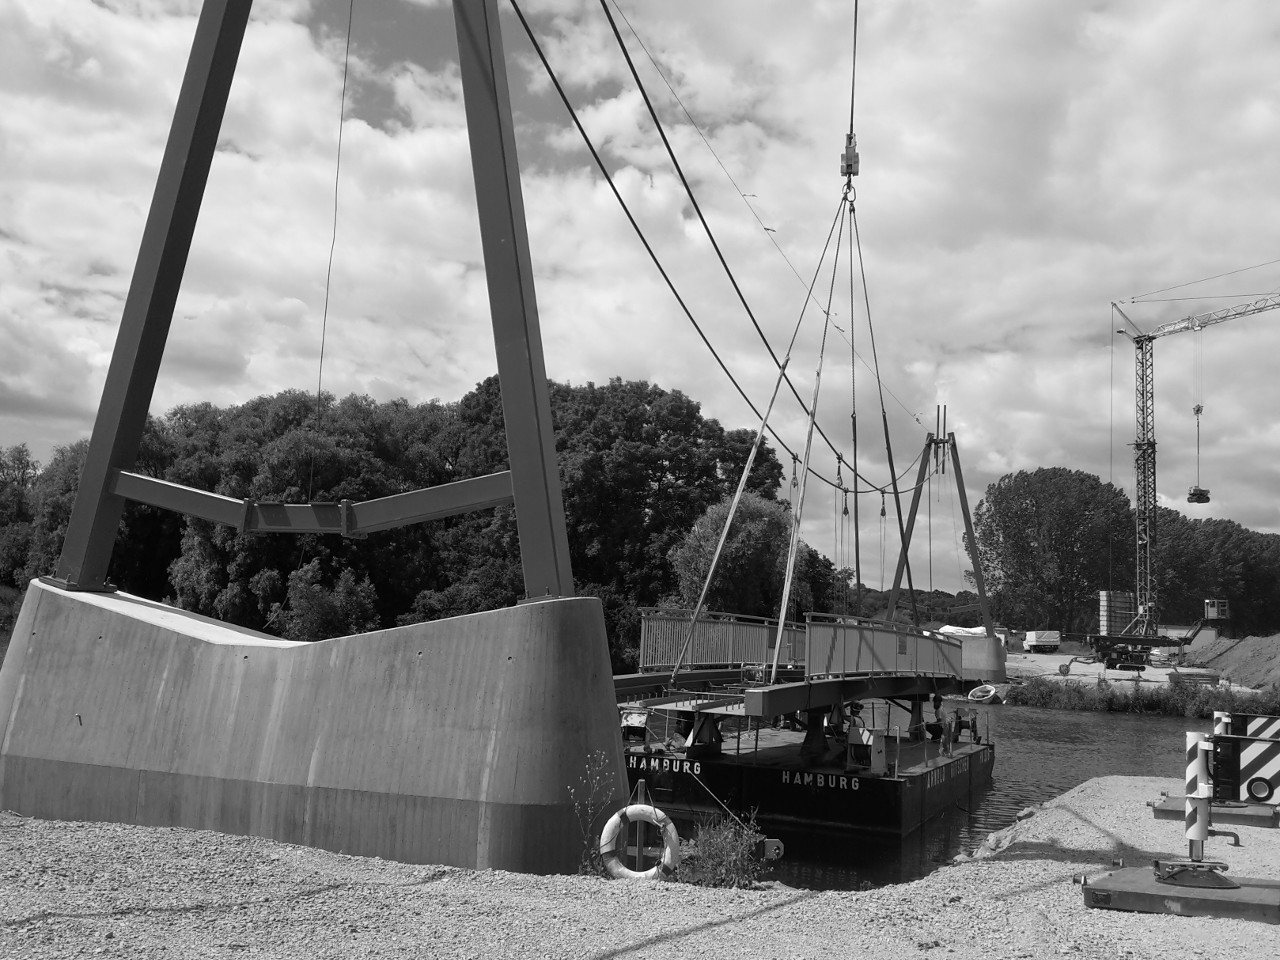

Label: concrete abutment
[0,579,626,873]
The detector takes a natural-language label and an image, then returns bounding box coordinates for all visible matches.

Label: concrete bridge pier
[0,579,626,874]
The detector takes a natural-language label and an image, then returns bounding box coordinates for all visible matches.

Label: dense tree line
[1,378,849,670]
[971,466,1280,638]
[14,396,1269,667]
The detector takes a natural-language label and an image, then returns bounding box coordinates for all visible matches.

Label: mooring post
[1185,731,1211,861]
[634,779,647,873]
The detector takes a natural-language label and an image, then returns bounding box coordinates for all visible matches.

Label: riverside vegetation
[1004,673,1280,717]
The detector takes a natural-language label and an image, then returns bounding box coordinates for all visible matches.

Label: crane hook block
[841,133,860,178]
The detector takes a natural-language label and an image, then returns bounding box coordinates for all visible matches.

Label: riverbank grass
[1005,674,1280,717]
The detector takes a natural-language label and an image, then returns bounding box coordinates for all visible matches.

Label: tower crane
[1113,292,1280,638]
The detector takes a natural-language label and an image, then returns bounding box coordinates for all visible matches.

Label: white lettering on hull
[780,770,860,790]
[625,755,702,776]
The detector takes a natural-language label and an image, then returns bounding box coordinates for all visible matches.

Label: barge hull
[625,741,994,836]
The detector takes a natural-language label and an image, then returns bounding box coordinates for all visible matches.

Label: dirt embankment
[4,776,1280,959]
[1187,633,1280,688]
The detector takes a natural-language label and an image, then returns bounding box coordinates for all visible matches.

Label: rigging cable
[308,0,356,502]
[850,200,920,624]
[598,0,870,489]
[1125,257,1280,301]
[510,0,897,495]
[667,195,848,682]
[769,204,846,683]
[605,0,922,430]
[846,163,862,616]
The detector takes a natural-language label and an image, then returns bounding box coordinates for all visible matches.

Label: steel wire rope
[307,0,356,502]
[598,0,864,488]
[850,200,920,623]
[1125,257,1280,302]
[510,0,913,495]
[1129,294,1277,303]
[846,179,863,617]
[769,201,847,682]
[269,0,354,632]
[604,0,921,429]
[674,198,850,684]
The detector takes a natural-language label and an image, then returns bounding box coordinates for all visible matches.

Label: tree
[667,491,833,621]
[1156,511,1280,638]
[972,468,1134,633]
[277,559,381,642]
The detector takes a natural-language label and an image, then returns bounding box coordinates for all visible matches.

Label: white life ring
[598,803,680,880]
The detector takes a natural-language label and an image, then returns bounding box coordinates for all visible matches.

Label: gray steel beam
[886,433,933,622]
[743,674,960,718]
[947,433,996,638]
[53,0,252,590]
[108,471,246,528]
[348,472,514,532]
[453,0,574,599]
[108,469,514,535]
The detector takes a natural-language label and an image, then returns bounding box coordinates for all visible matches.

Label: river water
[767,704,1212,890]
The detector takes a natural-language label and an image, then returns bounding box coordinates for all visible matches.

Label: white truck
[1022,630,1061,653]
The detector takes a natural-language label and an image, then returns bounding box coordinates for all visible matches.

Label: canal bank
[3,775,1277,959]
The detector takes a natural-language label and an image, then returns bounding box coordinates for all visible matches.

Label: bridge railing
[638,607,804,672]
[804,613,963,680]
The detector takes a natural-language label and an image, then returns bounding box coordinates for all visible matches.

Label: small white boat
[968,684,1001,704]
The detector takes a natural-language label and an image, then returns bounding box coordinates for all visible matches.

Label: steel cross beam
[52,0,575,600]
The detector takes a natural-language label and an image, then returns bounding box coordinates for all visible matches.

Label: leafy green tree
[277,559,381,642]
[972,468,1134,634]
[667,491,834,621]
[1156,510,1280,637]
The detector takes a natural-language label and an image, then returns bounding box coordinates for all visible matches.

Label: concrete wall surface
[0,579,626,873]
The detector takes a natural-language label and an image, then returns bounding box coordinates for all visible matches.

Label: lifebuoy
[599,803,680,880]
[1246,777,1274,802]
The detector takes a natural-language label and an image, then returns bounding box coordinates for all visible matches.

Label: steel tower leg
[53,0,253,590]
[52,0,574,600]
[453,0,574,598]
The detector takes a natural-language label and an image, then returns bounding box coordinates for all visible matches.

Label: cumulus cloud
[3,0,1280,594]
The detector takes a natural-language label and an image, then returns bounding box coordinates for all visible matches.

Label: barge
[623,699,993,836]
[617,610,1004,837]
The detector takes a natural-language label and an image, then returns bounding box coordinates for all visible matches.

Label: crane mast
[1115,292,1280,637]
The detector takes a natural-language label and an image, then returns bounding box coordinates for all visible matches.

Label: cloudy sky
[3,0,1280,595]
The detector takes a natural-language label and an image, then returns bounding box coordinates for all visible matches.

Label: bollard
[1214,711,1230,736]
[1185,732,1210,861]
[634,779,648,873]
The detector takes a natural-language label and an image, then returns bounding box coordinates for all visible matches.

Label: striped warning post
[1185,732,1209,859]
[1244,715,1280,740]
[1237,737,1280,802]
[1214,711,1229,736]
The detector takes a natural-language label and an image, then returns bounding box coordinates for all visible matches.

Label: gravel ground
[3,776,1279,959]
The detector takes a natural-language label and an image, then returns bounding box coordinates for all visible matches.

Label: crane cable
[598,0,898,494]
[509,0,914,497]
[769,206,846,683]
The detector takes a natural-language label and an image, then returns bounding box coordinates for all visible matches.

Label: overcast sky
[3,0,1280,595]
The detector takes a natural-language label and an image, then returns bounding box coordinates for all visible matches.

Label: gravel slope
[3,776,1279,959]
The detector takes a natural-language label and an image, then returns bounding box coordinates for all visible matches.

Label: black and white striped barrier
[1185,732,1211,861]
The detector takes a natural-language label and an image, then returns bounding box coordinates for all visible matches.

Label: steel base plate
[1084,866,1280,924]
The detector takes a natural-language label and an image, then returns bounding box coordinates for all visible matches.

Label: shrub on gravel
[678,813,766,888]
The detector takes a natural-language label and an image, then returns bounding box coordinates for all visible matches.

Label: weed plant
[678,813,767,888]
[568,749,621,875]
[1005,674,1280,718]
